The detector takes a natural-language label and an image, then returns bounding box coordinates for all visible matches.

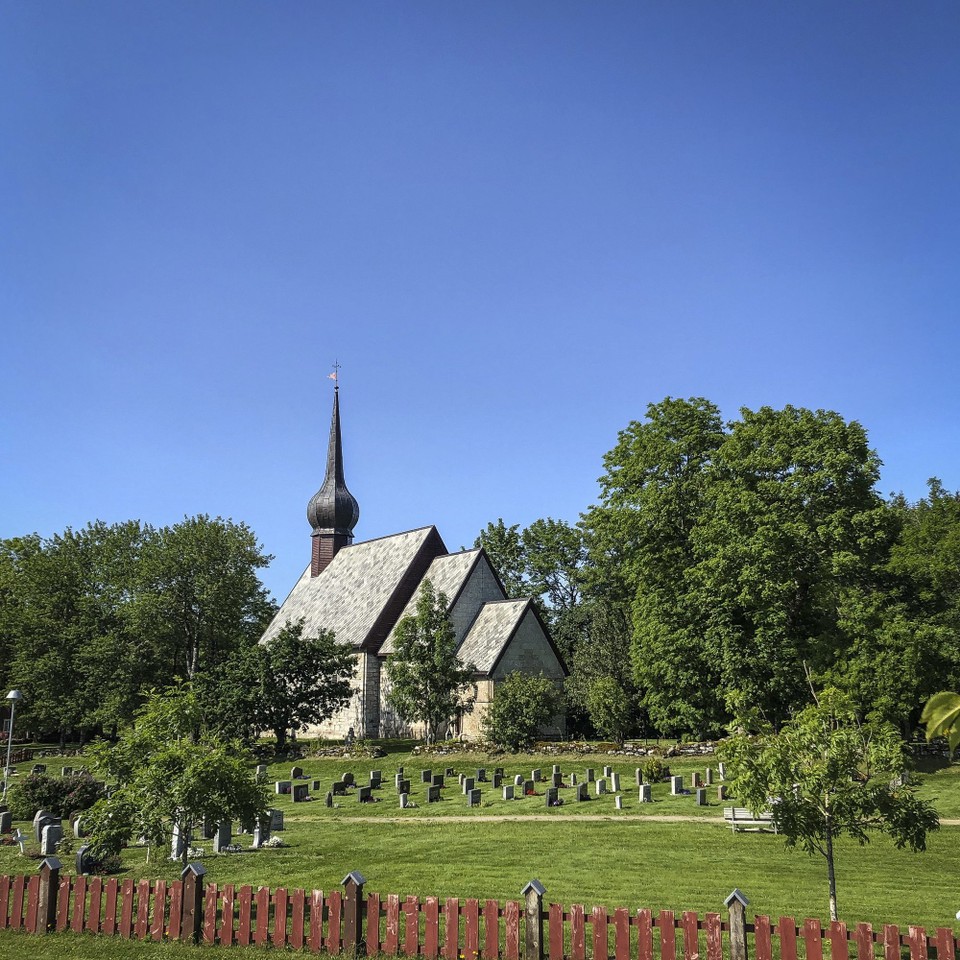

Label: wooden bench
[723,806,777,832]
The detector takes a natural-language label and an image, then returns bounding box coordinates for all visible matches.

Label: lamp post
[2,690,23,804]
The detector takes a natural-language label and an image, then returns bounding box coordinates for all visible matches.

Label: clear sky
[2,2,958,603]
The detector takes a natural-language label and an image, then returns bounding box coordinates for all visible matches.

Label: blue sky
[2,2,958,603]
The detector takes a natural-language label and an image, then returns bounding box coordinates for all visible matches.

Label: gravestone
[427,785,441,803]
[31,764,46,774]
[636,768,644,786]
[493,773,503,789]
[252,817,271,849]
[76,844,97,874]
[397,779,411,795]
[400,793,409,809]
[332,780,347,796]
[545,788,559,807]
[171,822,186,860]
[34,810,57,844]
[41,823,62,855]
[255,764,268,780]
[595,778,607,797]
[293,783,309,802]
[494,767,505,778]
[201,816,217,839]
[458,774,466,786]
[275,781,292,795]
[432,774,444,788]
[445,767,455,777]
[502,785,515,801]
[214,821,232,853]
[717,785,728,801]
[291,766,304,779]
[523,779,535,796]
[603,766,612,778]
[574,783,589,802]
[313,779,322,791]
[670,776,683,795]
[639,784,652,803]
[551,772,563,788]
[343,772,355,786]
[614,795,624,810]
[0,810,11,833]
[570,773,578,785]
[691,772,702,788]
[611,773,621,793]
[531,768,542,782]
[370,770,382,788]
[695,788,706,806]
[476,768,487,782]
[358,786,373,802]
[61,766,74,777]
[421,770,432,783]
[396,766,404,776]
[270,809,284,831]
[718,763,726,780]
[462,777,475,794]
[552,764,561,776]
[705,768,714,785]
[326,791,334,808]
[514,775,524,787]
[467,788,481,808]
[586,768,595,782]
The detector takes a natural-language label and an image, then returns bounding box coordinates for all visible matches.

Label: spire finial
[329,360,341,390]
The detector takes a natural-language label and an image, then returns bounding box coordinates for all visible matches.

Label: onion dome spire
[308,380,359,575]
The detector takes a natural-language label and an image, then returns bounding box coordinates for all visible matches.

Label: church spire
[307,377,360,576]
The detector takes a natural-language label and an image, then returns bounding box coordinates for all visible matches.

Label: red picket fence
[1,861,958,960]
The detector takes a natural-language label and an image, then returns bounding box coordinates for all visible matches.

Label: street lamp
[2,690,23,805]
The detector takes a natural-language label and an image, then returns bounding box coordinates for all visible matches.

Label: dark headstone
[421,769,432,783]
[342,772,355,786]
[586,768,595,782]
[326,791,334,807]
[270,809,284,831]
[397,779,411,795]
[370,770,382,788]
[332,781,347,796]
[291,766,304,779]
[467,788,481,808]
[551,772,563,788]
[76,844,97,874]
[476,768,487,782]
[462,777,475,794]
[312,779,322,791]
[574,783,589,802]
[427,785,441,803]
[545,788,559,807]
[292,783,309,803]
[523,779,535,796]
[0,810,10,833]
[358,786,373,803]
[492,773,503,789]
[432,774,444,788]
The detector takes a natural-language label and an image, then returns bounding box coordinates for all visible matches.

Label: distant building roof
[456,598,531,673]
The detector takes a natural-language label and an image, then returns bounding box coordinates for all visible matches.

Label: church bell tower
[307,383,360,576]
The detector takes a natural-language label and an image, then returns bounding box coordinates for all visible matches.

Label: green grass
[3,747,959,935]
[0,928,283,958]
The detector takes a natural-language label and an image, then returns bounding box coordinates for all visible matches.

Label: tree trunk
[59,728,67,751]
[275,727,287,752]
[181,824,190,870]
[825,820,838,921]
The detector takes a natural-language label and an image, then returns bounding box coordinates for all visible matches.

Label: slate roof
[378,549,483,656]
[456,599,531,673]
[260,526,443,649]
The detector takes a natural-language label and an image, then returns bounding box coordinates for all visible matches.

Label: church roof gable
[456,598,531,674]
[260,526,445,649]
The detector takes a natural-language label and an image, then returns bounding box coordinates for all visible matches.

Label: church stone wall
[449,556,506,643]
[302,651,380,741]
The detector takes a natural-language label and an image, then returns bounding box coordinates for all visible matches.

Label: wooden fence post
[342,870,367,956]
[522,880,546,960]
[35,857,61,934]
[180,863,207,943]
[725,890,750,960]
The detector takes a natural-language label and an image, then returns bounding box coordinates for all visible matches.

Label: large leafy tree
[132,515,275,680]
[583,397,726,735]
[692,405,893,726]
[385,579,476,743]
[200,619,356,750]
[473,520,528,598]
[720,690,939,921]
[86,687,268,867]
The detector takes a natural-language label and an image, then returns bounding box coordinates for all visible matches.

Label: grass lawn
[2,745,958,937]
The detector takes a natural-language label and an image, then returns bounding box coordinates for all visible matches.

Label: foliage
[8,771,105,821]
[719,690,939,921]
[386,580,476,743]
[482,671,562,751]
[639,757,667,782]
[473,520,527,598]
[921,692,960,753]
[86,687,268,866]
[200,619,356,749]
[585,676,631,745]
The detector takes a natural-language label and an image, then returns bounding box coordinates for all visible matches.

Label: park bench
[723,806,777,832]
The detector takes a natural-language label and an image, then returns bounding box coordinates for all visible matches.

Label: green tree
[474,520,527,598]
[583,397,726,735]
[921,692,960,752]
[132,515,275,680]
[720,690,939,921]
[483,671,563,751]
[385,579,476,743]
[200,619,356,750]
[86,687,268,867]
[585,676,631,745]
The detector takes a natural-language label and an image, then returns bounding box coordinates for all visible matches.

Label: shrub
[8,772,106,821]
[640,757,668,782]
[586,677,632,745]
[483,672,563,751]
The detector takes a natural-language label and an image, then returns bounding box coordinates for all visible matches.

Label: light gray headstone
[400,793,409,808]
[34,810,55,844]
[213,821,232,853]
[570,773,578,785]
[691,772,702,788]
[574,783,588,802]
[502,785,515,801]
[611,773,621,793]
[718,785,729,801]
[531,768,541,782]
[270,809,284,831]
[670,775,683,795]
[41,823,63,856]
[171,822,186,860]
[595,778,607,796]
[615,796,623,810]
[705,768,714,785]
[603,766,612,778]
[718,762,726,780]
[467,788,481,808]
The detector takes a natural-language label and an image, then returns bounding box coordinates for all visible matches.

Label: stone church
[260,385,567,740]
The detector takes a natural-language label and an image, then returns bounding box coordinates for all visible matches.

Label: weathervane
[328,360,341,389]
